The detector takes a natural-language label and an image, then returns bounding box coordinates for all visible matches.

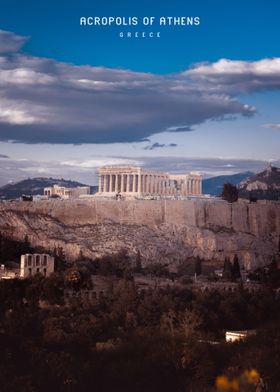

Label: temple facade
[20,254,55,278]
[44,184,90,198]
[96,166,202,198]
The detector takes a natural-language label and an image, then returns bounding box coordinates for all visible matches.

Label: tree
[194,257,202,276]
[221,183,239,203]
[64,270,82,290]
[249,192,258,203]
[179,309,202,339]
[53,246,67,272]
[41,273,64,304]
[222,257,233,280]
[22,234,31,254]
[135,250,142,273]
[232,254,241,279]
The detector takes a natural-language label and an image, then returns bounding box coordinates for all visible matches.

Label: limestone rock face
[0,198,279,270]
[240,166,280,193]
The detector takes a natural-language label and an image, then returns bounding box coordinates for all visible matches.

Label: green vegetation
[0,236,280,391]
[0,273,280,391]
[221,183,239,203]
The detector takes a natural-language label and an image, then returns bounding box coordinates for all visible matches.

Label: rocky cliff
[0,198,279,270]
[239,165,280,200]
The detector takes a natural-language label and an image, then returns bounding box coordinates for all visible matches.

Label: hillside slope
[239,166,280,200]
[0,177,97,199]
[202,172,253,196]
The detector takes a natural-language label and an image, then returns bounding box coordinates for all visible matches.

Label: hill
[202,172,253,196]
[0,177,97,199]
[239,165,280,200]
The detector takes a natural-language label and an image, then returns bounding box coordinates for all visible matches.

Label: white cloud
[62,158,141,168]
[0,30,28,53]
[184,58,280,93]
[0,155,277,186]
[0,30,280,144]
[262,123,280,129]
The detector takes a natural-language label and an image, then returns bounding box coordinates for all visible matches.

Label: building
[44,184,90,198]
[0,264,19,280]
[225,330,256,343]
[96,166,202,198]
[20,254,55,278]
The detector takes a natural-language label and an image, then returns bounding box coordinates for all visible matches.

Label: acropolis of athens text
[96,166,202,197]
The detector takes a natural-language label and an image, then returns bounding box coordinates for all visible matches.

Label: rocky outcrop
[0,198,279,270]
[239,165,280,200]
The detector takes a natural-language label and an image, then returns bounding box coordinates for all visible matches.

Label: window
[36,255,40,266]
[43,268,46,276]
[28,255,32,266]
[42,255,47,266]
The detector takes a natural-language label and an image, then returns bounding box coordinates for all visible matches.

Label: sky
[0,0,280,185]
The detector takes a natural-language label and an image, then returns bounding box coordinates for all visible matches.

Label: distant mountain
[239,165,280,200]
[202,172,253,196]
[0,177,97,199]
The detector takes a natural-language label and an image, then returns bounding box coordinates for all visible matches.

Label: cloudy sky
[0,0,279,185]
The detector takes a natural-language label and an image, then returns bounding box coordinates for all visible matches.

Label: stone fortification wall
[1,198,279,235]
[0,198,279,269]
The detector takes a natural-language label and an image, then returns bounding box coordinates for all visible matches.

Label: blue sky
[0,0,279,185]
[1,0,280,73]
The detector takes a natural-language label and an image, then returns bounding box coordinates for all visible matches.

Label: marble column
[121,174,124,193]
[109,175,113,192]
[138,174,141,194]
[172,180,175,195]
[151,175,154,194]
[126,174,130,193]
[115,174,119,193]
[98,175,102,193]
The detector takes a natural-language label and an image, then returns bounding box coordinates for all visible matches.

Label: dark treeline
[0,233,33,264]
[239,189,280,201]
[0,273,280,391]
[1,235,280,391]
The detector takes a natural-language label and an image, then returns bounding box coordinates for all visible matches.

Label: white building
[20,254,55,278]
[96,166,202,198]
[225,330,256,343]
[44,184,90,198]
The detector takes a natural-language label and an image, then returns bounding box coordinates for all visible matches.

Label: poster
[0,1,279,391]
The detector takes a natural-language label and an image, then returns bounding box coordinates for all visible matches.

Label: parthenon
[96,166,202,198]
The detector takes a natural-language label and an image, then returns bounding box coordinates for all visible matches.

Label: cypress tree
[222,256,233,280]
[232,254,241,279]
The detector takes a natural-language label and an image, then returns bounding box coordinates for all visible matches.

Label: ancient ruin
[96,166,202,197]
[20,253,55,278]
[44,184,90,198]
